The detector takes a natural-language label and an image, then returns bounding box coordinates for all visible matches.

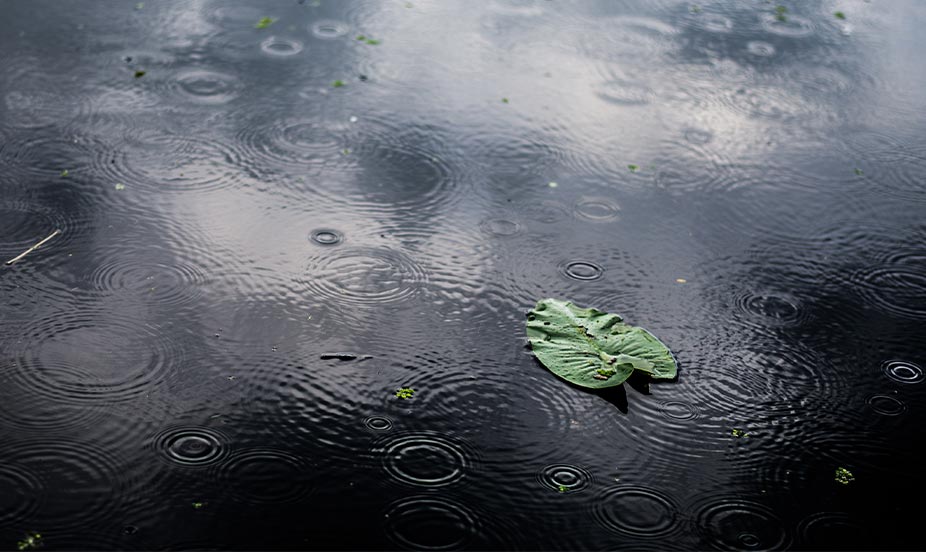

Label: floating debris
[60,169,68,177]
[835,467,855,485]
[548,181,558,188]
[395,387,415,399]
[134,70,146,78]
[320,353,373,361]
[628,164,639,172]
[557,484,568,493]
[854,168,864,176]
[775,5,787,22]
[192,501,206,509]
[255,17,275,29]
[17,533,42,551]
[732,428,749,438]
[502,97,509,104]
[5,229,61,265]
[115,183,126,190]
[676,278,687,284]
[834,11,846,20]
[332,80,345,88]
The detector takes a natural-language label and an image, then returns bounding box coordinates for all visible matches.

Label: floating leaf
[834,11,846,20]
[526,298,677,389]
[628,164,639,172]
[395,387,415,399]
[332,80,345,88]
[60,169,69,177]
[854,167,864,176]
[502,97,509,104]
[365,38,381,45]
[114,183,126,191]
[192,501,205,509]
[835,467,855,485]
[134,70,146,78]
[732,428,749,438]
[557,484,568,493]
[255,17,275,29]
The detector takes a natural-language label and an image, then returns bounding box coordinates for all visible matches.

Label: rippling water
[1,0,924,549]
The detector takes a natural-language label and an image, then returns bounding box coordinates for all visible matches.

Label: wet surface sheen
[1,1,924,550]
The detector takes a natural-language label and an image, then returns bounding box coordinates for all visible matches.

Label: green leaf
[627,164,639,172]
[134,70,146,78]
[332,80,345,88]
[526,298,677,389]
[834,11,846,20]
[395,387,415,399]
[255,17,274,29]
[60,169,69,177]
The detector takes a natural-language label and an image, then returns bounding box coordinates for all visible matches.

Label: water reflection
[0,0,923,549]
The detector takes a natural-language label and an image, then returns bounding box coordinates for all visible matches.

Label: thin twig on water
[5,229,62,265]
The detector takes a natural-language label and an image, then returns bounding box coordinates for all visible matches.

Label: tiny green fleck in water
[732,428,749,438]
[628,164,639,172]
[775,5,788,22]
[332,80,345,88]
[689,5,702,14]
[834,11,846,20]
[854,168,864,176]
[255,17,274,29]
[17,533,42,551]
[192,501,205,509]
[60,169,68,177]
[134,70,146,78]
[366,38,381,45]
[115,183,126,190]
[135,2,144,10]
[395,387,415,399]
[835,467,855,485]
[356,35,366,41]
[548,181,558,188]
[341,148,351,155]
[557,484,568,493]
[502,97,509,104]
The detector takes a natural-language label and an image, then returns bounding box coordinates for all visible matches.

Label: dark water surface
[2,0,925,549]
